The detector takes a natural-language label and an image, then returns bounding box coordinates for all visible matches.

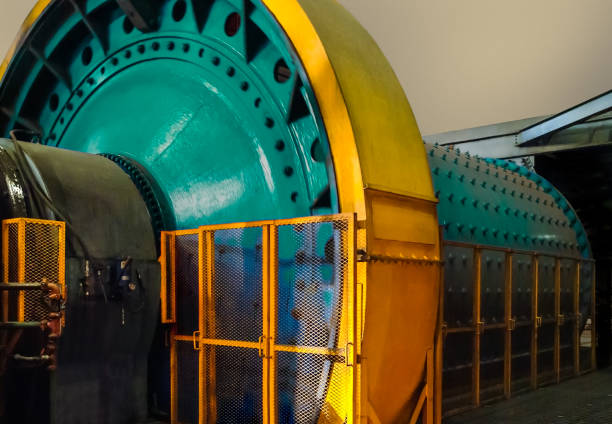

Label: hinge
[192,331,201,351]
[507,318,516,331]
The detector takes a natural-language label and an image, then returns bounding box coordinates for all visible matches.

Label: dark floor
[445,368,612,424]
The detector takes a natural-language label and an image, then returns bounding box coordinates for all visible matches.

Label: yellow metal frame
[441,240,596,417]
[1,218,65,323]
[164,214,358,423]
[10,2,441,423]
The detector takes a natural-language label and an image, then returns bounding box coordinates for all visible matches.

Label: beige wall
[1,0,610,135]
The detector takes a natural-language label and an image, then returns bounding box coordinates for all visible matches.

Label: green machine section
[427,144,591,258]
[0,0,338,232]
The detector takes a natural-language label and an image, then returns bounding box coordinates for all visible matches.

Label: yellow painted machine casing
[3,1,442,422]
[262,1,441,422]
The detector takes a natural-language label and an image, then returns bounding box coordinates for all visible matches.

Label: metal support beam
[519,91,612,145]
[424,91,612,159]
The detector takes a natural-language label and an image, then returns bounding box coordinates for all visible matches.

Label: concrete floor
[445,368,612,424]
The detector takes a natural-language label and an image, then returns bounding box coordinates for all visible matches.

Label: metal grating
[2,218,65,323]
[160,232,176,323]
[442,238,596,417]
[205,345,263,423]
[273,217,355,424]
[176,340,199,424]
[162,214,357,424]
[212,227,263,342]
[176,232,200,336]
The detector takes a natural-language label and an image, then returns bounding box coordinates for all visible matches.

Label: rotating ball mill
[428,144,593,408]
[0,0,594,423]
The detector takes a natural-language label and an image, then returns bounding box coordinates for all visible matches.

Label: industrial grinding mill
[0,1,595,423]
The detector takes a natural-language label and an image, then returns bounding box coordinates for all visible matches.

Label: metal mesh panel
[3,223,19,322]
[212,227,263,342]
[538,257,556,320]
[176,340,199,424]
[442,332,473,411]
[512,254,533,322]
[579,263,594,373]
[205,345,263,424]
[274,217,354,423]
[276,220,347,348]
[6,223,18,282]
[276,351,351,424]
[168,215,356,424]
[511,325,531,392]
[161,233,176,323]
[481,250,505,326]
[23,221,62,321]
[444,246,474,329]
[2,219,65,323]
[538,323,555,384]
[176,232,200,336]
[480,329,504,401]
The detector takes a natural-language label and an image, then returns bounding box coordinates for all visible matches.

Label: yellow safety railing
[1,218,66,323]
[161,214,359,424]
[440,240,596,416]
